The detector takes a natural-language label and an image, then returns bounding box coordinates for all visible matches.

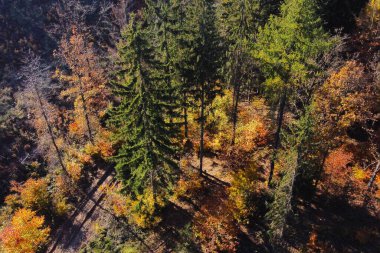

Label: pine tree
[254,0,332,185]
[108,13,179,204]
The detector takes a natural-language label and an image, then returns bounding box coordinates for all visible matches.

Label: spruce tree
[191,0,224,175]
[145,0,182,124]
[108,13,179,203]
[172,0,199,140]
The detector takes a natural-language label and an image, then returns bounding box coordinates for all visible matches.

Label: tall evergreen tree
[254,0,332,185]
[108,13,179,203]
[266,107,316,244]
[145,0,182,124]
[172,0,199,140]
[190,0,224,175]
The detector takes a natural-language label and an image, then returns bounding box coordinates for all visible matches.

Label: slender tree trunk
[231,83,240,145]
[199,82,205,176]
[151,169,157,206]
[79,79,93,143]
[368,161,380,190]
[363,161,380,206]
[268,91,287,186]
[183,90,189,139]
[34,84,67,174]
[314,150,329,189]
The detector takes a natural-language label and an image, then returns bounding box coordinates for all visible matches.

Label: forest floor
[46,152,380,253]
[46,168,116,253]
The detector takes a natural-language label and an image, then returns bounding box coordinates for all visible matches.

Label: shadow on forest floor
[285,191,380,253]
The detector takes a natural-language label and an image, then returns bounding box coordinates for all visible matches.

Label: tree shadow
[284,191,380,252]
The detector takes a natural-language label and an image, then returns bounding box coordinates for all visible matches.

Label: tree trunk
[314,150,329,189]
[199,82,205,176]
[34,84,67,175]
[151,169,157,206]
[268,91,287,186]
[79,79,93,143]
[231,83,240,145]
[368,161,380,190]
[184,91,189,139]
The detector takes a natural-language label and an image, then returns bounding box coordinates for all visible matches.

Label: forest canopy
[0,0,379,252]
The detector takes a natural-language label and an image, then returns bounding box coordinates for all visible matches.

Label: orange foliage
[0,208,50,253]
[314,61,373,144]
[173,161,203,200]
[194,212,238,253]
[324,147,353,189]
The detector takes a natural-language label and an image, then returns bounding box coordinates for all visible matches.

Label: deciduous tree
[0,208,50,253]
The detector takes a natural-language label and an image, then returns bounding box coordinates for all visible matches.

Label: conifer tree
[254,0,332,185]
[145,0,182,124]
[220,0,282,145]
[108,13,179,204]
[266,107,316,243]
[190,0,224,175]
[172,0,199,139]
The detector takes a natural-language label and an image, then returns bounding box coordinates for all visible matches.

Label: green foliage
[219,0,280,86]
[108,13,179,205]
[267,107,318,242]
[255,0,333,100]
[173,223,199,253]
[191,0,224,90]
[266,147,298,242]
[80,229,142,253]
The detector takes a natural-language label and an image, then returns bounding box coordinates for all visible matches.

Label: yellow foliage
[206,91,232,151]
[52,197,72,217]
[359,0,380,27]
[83,132,114,159]
[6,179,50,212]
[236,118,269,152]
[4,193,21,210]
[126,190,164,228]
[315,61,371,139]
[104,185,163,228]
[352,164,368,181]
[0,208,50,253]
[66,160,83,182]
[84,143,100,158]
[173,168,203,200]
[228,164,260,223]
[19,179,50,211]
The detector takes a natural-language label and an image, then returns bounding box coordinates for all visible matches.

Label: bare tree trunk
[151,169,157,206]
[199,82,205,176]
[268,91,287,186]
[34,84,67,175]
[183,91,189,139]
[79,79,93,143]
[368,161,380,190]
[231,83,240,145]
